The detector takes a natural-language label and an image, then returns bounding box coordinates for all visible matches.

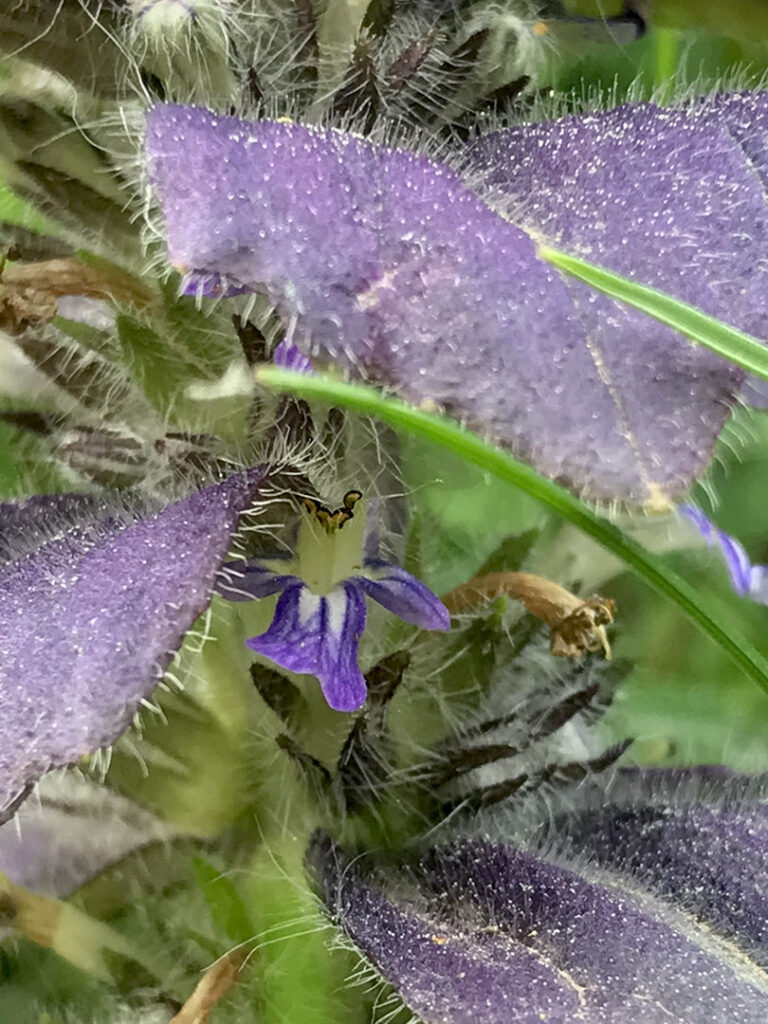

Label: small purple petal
[217,560,297,601]
[180,270,250,298]
[355,560,451,631]
[681,504,760,597]
[273,337,313,374]
[246,582,368,711]
[313,829,768,1024]
[0,467,265,823]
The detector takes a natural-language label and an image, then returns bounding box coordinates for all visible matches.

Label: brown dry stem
[170,948,250,1024]
[0,257,154,335]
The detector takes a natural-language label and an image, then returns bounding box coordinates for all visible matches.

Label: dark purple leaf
[147,100,768,502]
[312,770,768,1024]
[0,493,111,561]
[553,767,768,966]
[0,467,264,824]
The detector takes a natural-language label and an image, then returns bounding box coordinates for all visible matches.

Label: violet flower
[681,504,768,603]
[220,488,450,712]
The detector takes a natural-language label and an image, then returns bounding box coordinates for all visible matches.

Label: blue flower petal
[273,338,313,374]
[355,560,451,631]
[246,582,368,712]
[681,504,765,599]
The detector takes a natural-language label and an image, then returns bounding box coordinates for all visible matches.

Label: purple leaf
[0,467,264,824]
[700,91,768,192]
[553,767,768,965]
[687,91,768,410]
[147,101,768,502]
[466,101,768,502]
[312,769,768,1024]
[0,775,177,900]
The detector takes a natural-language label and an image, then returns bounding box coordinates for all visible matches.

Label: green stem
[653,27,679,100]
[258,367,768,699]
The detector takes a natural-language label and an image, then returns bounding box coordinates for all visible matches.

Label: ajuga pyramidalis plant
[1,3,768,1023]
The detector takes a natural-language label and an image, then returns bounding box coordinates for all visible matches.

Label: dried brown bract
[170,948,249,1024]
[0,257,153,335]
[443,571,616,659]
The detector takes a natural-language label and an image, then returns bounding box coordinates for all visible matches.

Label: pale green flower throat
[294,490,366,596]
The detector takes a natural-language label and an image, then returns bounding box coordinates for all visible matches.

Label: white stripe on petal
[298,587,322,625]
[325,588,349,640]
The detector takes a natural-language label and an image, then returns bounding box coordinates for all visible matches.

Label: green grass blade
[539,245,768,382]
[652,26,679,100]
[258,366,768,699]
[0,185,66,238]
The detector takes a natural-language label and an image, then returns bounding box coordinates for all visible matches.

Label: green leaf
[0,185,63,238]
[53,316,119,361]
[192,857,254,945]
[258,366,768,700]
[539,245,768,382]
[400,434,545,592]
[475,530,541,577]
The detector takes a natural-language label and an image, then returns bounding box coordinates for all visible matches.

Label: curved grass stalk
[539,245,768,382]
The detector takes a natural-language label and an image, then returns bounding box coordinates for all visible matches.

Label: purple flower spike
[313,771,768,1023]
[0,467,265,824]
[147,100,768,503]
[681,504,768,601]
